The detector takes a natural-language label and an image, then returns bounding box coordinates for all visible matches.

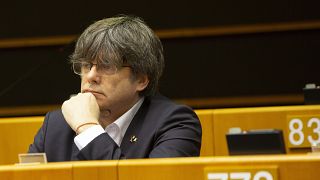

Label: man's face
[80,63,147,119]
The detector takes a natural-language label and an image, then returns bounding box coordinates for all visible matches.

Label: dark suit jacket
[28,94,202,162]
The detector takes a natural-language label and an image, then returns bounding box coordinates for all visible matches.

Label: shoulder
[145,94,189,109]
[143,94,202,142]
[43,109,69,128]
[45,109,63,118]
[44,109,64,121]
[144,94,199,121]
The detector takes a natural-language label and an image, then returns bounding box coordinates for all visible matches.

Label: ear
[135,74,149,92]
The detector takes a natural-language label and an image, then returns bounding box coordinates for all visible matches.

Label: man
[29,15,202,161]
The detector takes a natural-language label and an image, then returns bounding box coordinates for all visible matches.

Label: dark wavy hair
[70,15,164,96]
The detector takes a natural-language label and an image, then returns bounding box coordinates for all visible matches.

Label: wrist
[76,122,99,134]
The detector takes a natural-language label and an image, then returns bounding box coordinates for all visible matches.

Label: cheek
[105,80,135,97]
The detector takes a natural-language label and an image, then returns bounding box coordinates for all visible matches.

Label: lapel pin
[130,135,138,143]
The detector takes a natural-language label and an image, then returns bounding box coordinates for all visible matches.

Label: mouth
[82,89,104,96]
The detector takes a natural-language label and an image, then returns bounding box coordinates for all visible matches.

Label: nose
[85,65,101,84]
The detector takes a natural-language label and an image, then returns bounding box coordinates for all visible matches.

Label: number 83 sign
[287,115,320,148]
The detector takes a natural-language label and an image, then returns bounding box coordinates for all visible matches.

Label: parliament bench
[1,105,320,165]
[212,105,320,155]
[0,117,43,165]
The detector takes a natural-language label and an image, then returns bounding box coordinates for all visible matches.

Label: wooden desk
[0,163,73,180]
[1,154,319,180]
[0,160,118,180]
[72,161,118,180]
[118,154,320,180]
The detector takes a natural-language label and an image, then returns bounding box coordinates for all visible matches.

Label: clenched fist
[62,93,100,134]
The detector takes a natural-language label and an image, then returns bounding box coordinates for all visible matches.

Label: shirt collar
[107,97,144,139]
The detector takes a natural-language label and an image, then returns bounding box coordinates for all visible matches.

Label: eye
[98,63,117,74]
[82,63,92,69]
[101,64,112,70]
[99,62,114,70]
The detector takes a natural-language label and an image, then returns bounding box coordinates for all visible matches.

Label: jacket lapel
[120,97,150,157]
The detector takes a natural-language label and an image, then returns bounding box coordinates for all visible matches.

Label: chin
[97,101,109,110]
